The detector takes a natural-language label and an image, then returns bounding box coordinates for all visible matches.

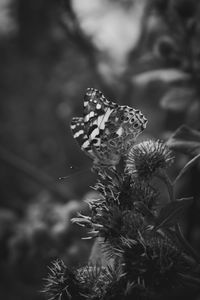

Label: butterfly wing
[83,88,117,118]
[70,88,148,167]
[83,88,118,148]
[70,117,96,160]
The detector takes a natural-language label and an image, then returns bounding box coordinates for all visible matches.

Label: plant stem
[175,224,200,265]
[178,273,200,286]
[155,172,200,264]
[156,170,175,202]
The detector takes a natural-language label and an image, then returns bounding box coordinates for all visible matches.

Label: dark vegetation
[0,0,200,299]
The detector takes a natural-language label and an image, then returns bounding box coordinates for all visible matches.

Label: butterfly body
[71,88,147,167]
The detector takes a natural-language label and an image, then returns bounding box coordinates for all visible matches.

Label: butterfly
[70,88,147,167]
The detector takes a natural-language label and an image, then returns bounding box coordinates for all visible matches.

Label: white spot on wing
[95,114,104,127]
[81,140,90,149]
[74,130,84,138]
[89,111,95,118]
[116,127,123,136]
[99,108,113,130]
[85,111,95,122]
[96,103,101,109]
[90,127,99,139]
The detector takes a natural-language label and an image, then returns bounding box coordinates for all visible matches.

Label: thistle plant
[44,138,200,300]
[126,140,174,180]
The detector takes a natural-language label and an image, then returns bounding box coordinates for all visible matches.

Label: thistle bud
[126,140,174,180]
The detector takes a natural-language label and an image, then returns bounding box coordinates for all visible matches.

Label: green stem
[156,173,200,265]
[175,224,200,265]
[178,273,200,286]
[156,170,175,202]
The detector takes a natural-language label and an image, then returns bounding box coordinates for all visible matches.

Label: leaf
[132,68,190,85]
[167,125,200,156]
[178,273,200,287]
[154,197,193,230]
[71,217,91,227]
[134,202,155,223]
[175,224,200,264]
[174,153,200,184]
[160,87,195,111]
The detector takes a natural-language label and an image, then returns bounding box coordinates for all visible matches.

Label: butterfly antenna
[58,165,91,181]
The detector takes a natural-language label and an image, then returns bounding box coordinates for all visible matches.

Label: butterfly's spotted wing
[70,116,96,160]
[70,88,147,166]
[83,88,118,148]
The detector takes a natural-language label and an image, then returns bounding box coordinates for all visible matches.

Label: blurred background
[0,0,200,299]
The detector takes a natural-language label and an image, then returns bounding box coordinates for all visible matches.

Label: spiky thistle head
[121,235,192,297]
[130,180,159,211]
[126,140,174,181]
[43,259,80,300]
[94,168,158,211]
[91,170,158,244]
[73,169,157,247]
[76,264,124,300]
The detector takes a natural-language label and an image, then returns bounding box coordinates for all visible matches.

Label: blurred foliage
[0,0,200,299]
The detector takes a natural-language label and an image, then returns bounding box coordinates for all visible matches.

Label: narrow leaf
[174,153,200,185]
[167,125,200,156]
[154,197,193,230]
[133,68,190,85]
[71,217,91,227]
[178,273,200,287]
[134,202,155,223]
[160,87,195,112]
[175,224,200,264]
